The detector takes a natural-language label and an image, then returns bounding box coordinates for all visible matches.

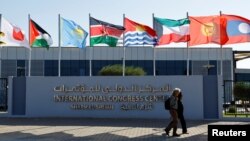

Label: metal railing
[0,78,8,112]
[223,80,250,117]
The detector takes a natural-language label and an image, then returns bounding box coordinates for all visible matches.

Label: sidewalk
[0,118,249,141]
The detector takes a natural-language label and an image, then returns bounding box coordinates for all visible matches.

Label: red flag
[189,16,228,46]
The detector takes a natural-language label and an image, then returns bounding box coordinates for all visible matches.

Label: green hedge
[98,64,146,76]
[228,106,236,113]
[234,82,250,101]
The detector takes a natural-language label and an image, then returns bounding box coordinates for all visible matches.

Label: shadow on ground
[0,129,207,141]
[0,118,215,141]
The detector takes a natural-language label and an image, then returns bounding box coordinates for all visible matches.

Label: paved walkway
[0,118,249,141]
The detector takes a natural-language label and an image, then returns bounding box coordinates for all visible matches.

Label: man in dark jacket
[177,92,188,134]
[164,88,181,136]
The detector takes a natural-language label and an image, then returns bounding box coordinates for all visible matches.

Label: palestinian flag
[29,19,53,49]
[90,17,125,47]
[154,17,190,45]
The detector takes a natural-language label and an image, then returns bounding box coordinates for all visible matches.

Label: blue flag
[61,18,88,48]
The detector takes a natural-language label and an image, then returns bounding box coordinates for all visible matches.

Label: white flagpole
[220,11,223,77]
[0,14,2,78]
[0,46,1,78]
[89,13,92,76]
[28,46,31,76]
[28,14,31,77]
[186,12,190,76]
[90,47,92,77]
[152,13,156,76]
[58,14,61,77]
[123,14,126,76]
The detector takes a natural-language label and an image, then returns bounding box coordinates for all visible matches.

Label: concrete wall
[6,76,205,119]
[203,76,218,119]
[12,77,26,115]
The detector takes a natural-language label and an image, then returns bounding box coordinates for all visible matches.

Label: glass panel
[223,60,232,80]
[17,60,26,77]
[192,61,209,75]
[80,60,89,76]
[44,60,58,76]
[208,60,217,75]
[31,60,44,76]
[1,60,17,78]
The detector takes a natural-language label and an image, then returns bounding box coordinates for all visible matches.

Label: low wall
[6,76,208,120]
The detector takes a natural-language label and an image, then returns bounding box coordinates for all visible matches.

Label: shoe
[172,133,180,137]
[182,131,189,134]
[164,129,169,136]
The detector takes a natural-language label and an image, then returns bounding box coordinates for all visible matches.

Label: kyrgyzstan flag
[0,16,29,48]
[222,14,250,44]
[189,16,228,46]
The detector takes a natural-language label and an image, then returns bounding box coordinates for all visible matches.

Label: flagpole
[58,14,61,77]
[28,44,31,77]
[122,14,126,76]
[186,12,190,76]
[152,13,156,76]
[220,11,223,77]
[28,14,31,77]
[89,13,92,77]
[0,14,2,78]
[0,46,1,78]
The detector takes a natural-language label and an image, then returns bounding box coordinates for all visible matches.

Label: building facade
[0,47,233,119]
[0,47,233,80]
[235,69,250,82]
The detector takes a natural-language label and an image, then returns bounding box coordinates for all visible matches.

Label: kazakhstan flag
[61,18,88,48]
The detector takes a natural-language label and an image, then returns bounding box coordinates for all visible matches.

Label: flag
[124,18,157,46]
[61,18,88,48]
[90,17,125,47]
[222,14,250,44]
[189,16,228,46]
[154,17,190,45]
[0,16,29,48]
[29,19,53,49]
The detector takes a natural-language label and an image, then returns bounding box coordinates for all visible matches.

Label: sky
[1,0,250,68]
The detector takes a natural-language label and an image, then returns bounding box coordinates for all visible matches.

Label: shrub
[228,106,236,113]
[233,82,250,112]
[98,64,146,76]
[234,82,250,101]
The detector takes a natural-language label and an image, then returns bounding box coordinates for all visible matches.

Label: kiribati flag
[222,14,250,44]
[124,18,157,46]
